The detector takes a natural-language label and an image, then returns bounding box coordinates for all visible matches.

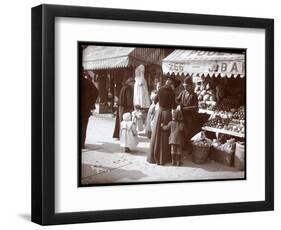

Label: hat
[126,77,135,84]
[123,112,131,121]
[183,76,193,86]
[135,64,145,73]
[166,77,175,85]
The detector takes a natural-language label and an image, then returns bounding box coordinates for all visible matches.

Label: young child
[120,112,138,153]
[161,109,184,166]
[145,90,158,139]
[132,104,144,133]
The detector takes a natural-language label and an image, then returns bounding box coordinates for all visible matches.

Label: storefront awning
[162,50,245,78]
[83,46,168,70]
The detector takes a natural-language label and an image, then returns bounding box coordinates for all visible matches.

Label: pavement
[81,113,244,185]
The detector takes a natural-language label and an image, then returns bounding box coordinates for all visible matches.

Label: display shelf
[198,108,214,115]
[202,126,245,138]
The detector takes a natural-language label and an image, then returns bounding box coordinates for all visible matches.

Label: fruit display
[192,139,212,147]
[197,89,239,113]
[198,101,216,111]
[195,81,245,128]
[233,106,245,120]
[211,110,234,119]
[215,98,239,112]
[204,117,224,129]
[204,116,245,134]
[223,123,245,134]
[196,84,217,110]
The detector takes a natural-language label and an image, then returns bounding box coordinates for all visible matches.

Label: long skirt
[113,106,129,138]
[182,112,197,151]
[147,108,172,165]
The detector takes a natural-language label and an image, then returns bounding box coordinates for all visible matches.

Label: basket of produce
[234,141,245,170]
[191,139,212,164]
[210,138,235,166]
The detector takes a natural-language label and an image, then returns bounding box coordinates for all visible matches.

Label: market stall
[83,46,172,113]
[162,49,246,169]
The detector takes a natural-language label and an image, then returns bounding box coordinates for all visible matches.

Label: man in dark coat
[176,76,198,152]
[80,73,99,148]
[147,78,176,165]
[113,78,135,138]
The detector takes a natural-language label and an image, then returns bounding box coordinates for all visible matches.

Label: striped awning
[83,46,168,70]
[162,50,245,78]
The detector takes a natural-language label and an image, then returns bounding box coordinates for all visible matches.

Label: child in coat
[161,109,184,166]
[132,104,144,133]
[120,112,138,153]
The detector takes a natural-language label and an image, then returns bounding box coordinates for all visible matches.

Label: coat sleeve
[171,91,177,109]
[182,94,198,112]
[126,87,134,109]
[179,123,184,131]
[176,91,183,104]
[161,121,171,131]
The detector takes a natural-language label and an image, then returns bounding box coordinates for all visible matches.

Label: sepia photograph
[79,43,246,186]
[31,4,274,225]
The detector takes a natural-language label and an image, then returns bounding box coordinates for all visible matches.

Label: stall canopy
[162,50,245,78]
[83,46,169,70]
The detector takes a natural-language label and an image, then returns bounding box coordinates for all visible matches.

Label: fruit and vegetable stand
[202,106,245,139]
[202,126,244,138]
[162,49,245,170]
[161,49,246,116]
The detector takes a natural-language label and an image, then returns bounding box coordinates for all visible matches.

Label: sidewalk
[81,113,244,185]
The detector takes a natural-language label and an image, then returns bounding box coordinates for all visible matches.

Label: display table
[198,108,214,115]
[202,126,245,138]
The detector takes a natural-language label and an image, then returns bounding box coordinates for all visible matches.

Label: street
[81,113,244,185]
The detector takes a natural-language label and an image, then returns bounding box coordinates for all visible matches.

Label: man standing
[80,72,99,148]
[113,78,135,138]
[176,76,198,152]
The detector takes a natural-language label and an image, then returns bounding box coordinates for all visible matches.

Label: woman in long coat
[147,78,176,165]
[112,78,135,138]
[80,72,98,148]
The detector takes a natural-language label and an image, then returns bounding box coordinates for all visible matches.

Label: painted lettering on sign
[187,51,230,56]
[208,62,244,73]
[168,63,184,71]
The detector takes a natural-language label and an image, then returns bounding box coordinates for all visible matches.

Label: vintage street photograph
[79,44,246,186]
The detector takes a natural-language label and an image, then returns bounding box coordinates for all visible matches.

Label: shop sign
[162,60,245,75]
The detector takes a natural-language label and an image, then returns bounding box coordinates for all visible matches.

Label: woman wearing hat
[176,76,198,152]
[147,78,176,165]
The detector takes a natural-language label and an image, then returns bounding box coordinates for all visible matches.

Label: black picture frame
[31,4,274,225]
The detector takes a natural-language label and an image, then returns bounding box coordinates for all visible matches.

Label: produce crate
[192,144,210,164]
[210,147,234,166]
[234,142,245,171]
